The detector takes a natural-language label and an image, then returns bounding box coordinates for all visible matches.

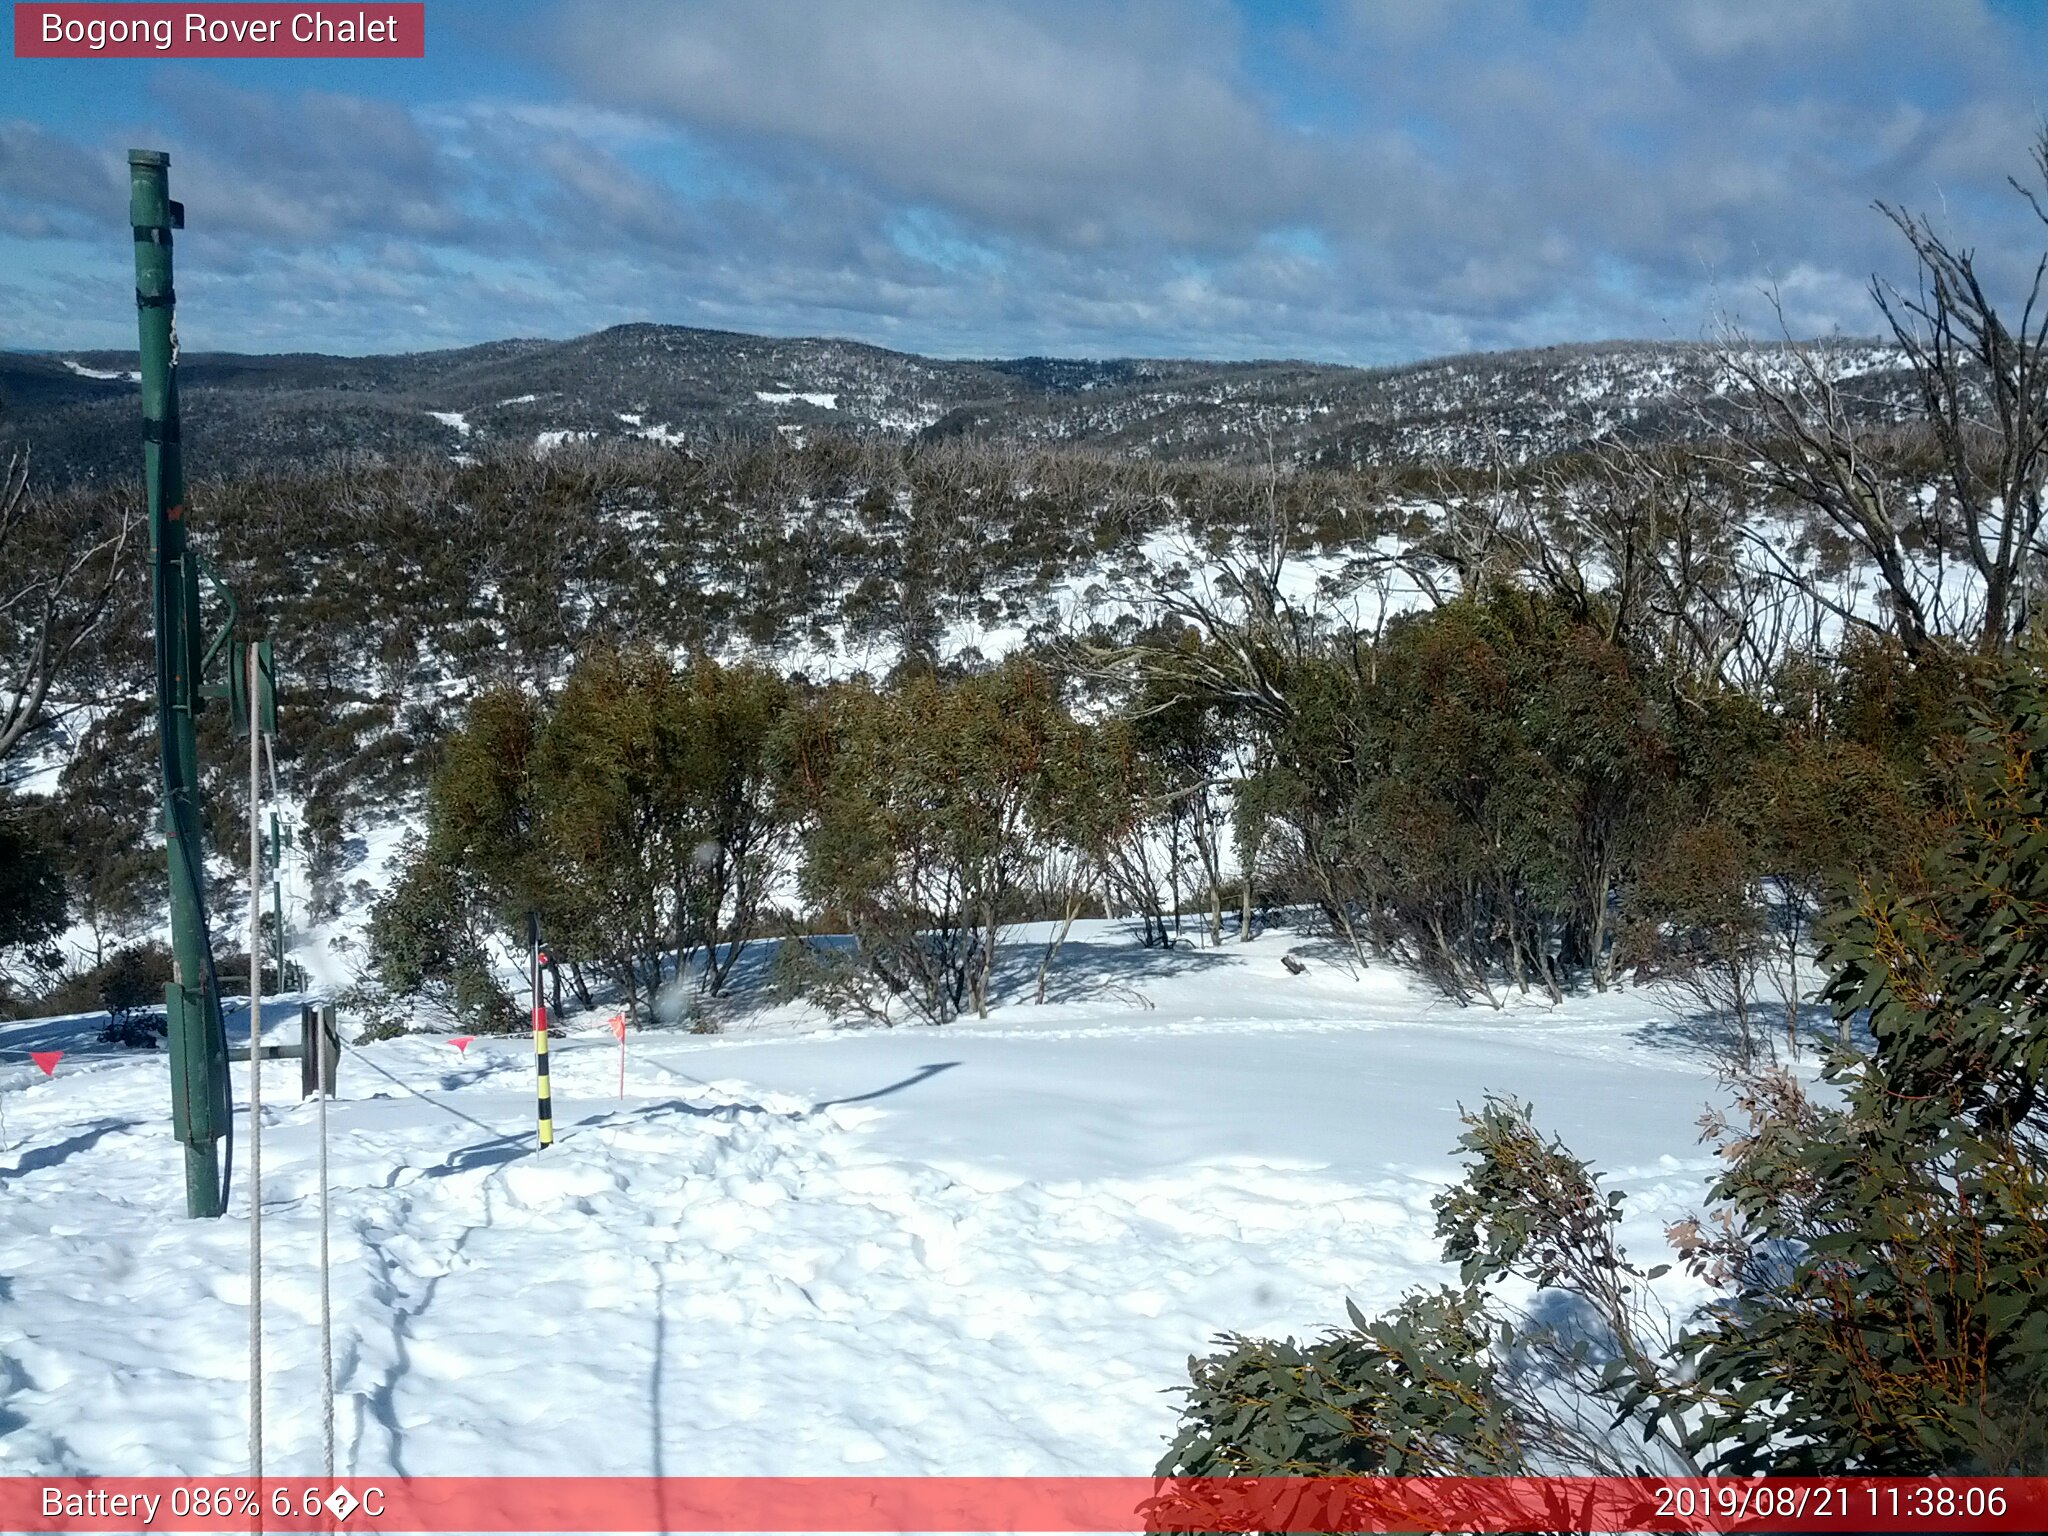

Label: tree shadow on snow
[1014,929,1235,1007]
[0,1117,146,1187]
[1629,999,1854,1068]
[644,924,1252,1029]
[414,1060,961,1183]
[814,1061,958,1108]
[421,1133,531,1178]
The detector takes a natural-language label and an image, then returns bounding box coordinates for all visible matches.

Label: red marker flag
[450,1036,476,1056]
[30,1050,62,1077]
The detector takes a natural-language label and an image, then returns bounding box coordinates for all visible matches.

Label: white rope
[247,643,264,1491]
[317,1003,334,1479]
[262,733,284,989]
[263,719,333,1478]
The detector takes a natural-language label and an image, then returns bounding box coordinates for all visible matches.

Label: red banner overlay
[3,1477,2044,1533]
[14,5,424,58]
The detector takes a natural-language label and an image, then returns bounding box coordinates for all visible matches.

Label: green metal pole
[132,149,229,1218]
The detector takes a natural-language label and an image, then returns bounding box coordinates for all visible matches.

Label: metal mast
[132,149,231,1218]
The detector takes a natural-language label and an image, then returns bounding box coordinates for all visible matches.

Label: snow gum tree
[1673,651,2048,1471]
[1714,127,2048,658]
[1026,710,1149,1001]
[1246,590,1678,1002]
[357,834,519,1035]
[364,651,799,1029]
[529,650,797,1012]
[792,660,1079,1023]
[352,684,541,1033]
[0,811,67,1007]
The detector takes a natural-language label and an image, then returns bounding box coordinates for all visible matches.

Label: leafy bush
[358,837,520,1034]
[1164,647,2048,1477]
[10,940,174,1037]
[1670,653,2048,1472]
[1162,1097,1705,1479]
[1162,1286,1532,1477]
[95,940,172,1015]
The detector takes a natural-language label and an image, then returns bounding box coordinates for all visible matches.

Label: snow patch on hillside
[533,430,596,457]
[61,360,140,383]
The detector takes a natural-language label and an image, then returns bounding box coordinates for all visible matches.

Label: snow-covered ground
[0,922,1750,1480]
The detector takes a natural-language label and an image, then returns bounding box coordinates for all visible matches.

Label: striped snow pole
[529,913,554,1149]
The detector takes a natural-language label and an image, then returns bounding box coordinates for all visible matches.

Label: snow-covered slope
[0,923,1746,1478]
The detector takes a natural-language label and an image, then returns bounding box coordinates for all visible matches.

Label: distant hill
[0,323,1918,486]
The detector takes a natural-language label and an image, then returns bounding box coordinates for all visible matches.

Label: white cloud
[3,1,2043,361]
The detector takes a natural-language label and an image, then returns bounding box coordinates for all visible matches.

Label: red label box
[14,4,424,58]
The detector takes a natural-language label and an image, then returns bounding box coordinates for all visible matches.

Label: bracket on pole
[194,555,247,729]
[254,637,278,738]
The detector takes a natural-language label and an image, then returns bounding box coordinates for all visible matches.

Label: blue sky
[3,0,2044,362]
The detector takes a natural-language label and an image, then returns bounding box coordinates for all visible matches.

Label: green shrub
[1164,646,2048,1477]
[360,837,520,1034]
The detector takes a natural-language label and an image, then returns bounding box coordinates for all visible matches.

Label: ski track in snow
[0,927,1741,1477]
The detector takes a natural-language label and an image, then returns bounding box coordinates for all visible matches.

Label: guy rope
[246,641,265,1487]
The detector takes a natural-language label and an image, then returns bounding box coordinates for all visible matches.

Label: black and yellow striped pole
[529,912,554,1149]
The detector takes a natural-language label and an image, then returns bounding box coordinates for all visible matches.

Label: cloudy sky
[3,0,2044,362]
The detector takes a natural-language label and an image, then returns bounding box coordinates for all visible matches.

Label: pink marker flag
[31,1051,63,1077]
[450,1035,477,1056]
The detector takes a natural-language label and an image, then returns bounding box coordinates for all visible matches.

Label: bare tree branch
[0,452,136,768]
[1705,126,2048,657]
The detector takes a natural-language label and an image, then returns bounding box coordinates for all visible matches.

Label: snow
[60,359,140,383]
[756,390,840,410]
[425,410,469,437]
[532,430,595,458]
[0,921,1744,1479]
